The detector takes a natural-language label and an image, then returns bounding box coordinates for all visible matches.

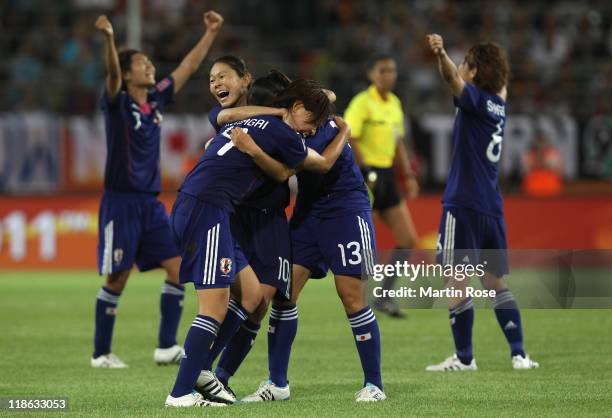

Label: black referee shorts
[364,167,401,212]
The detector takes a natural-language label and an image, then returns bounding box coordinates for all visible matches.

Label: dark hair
[211,55,249,78]
[248,70,292,106]
[269,79,333,127]
[118,49,141,89]
[465,42,510,93]
[366,53,395,71]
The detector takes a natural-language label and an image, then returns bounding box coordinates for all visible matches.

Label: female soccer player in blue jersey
[91,11,223,369]
[165,80,346,407]
[424,34,539,371]
[229,102,386,403]
[190,63,346,404]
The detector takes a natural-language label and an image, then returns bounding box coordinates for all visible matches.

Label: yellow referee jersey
[344,85,405,168]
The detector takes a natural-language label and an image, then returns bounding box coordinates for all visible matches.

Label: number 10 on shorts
[277,257,290,282]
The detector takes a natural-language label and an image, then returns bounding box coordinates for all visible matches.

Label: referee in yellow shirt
[345,54,419,318]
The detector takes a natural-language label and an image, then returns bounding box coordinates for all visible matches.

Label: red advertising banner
[0,195,611,270]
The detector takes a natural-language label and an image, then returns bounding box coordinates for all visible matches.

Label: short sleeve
[208,104,223,133]
[344,95,368,138]
[272,127,307,169]
[99,88,125,111]
[151,76,175,108]
[396,100,406,138]
[454,82,482,114]
[325,119,341,141]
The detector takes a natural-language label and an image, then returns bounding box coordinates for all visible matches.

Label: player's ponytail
[248,70,292,106]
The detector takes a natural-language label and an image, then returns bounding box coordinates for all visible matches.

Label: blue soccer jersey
[101,77,174,194]
[443,82,505,217]
[207,105,291,211]
[180,116,307,212]
[293,119,371,220]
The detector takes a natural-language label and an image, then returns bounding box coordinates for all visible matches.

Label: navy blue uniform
[291,119,376,279]
[97,77,180,275]
[436,83,508,276]
[208,105,293,299]
[174,116,307,289]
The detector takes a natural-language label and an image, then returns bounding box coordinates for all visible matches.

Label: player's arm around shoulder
[217,107,287,127]
[230,127,295,182]
[299,116,351,173]
[95,15,121,100]
[171,10,223,94]
[426,33,465,98]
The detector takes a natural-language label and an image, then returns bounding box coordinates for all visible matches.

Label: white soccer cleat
[354,383,387,402]
[154,345,185,365]
[240,380,290,403]
[426,354,477,371]
[91,353,128,368]
[164,391,226,407]
[195,370,236,404]
[512,354,539,370]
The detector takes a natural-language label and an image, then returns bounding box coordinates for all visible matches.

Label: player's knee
[249,299,270,323]
[105,271,130,292]
[480,274,507,292]
[337,289,365,314]
[239,288,263,314]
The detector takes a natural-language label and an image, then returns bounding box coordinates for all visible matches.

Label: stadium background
[1,1,611,417]
[1,0,610,268]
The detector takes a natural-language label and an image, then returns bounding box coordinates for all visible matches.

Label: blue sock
[493,289,525,357]
[171,315,220,398]
[348,307,383,390]
[449,298,474,364]
[202,298,249,371]
[158,281,185,349]
[93,287,120,358]
[268,304,298,387]
[215,319,261,386]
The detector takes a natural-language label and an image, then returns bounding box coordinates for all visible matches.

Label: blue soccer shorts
[231,206,292,300]
[291,211,377,279]
[170,193,248,289]
[436,205,509,277]
[97,192,180,275]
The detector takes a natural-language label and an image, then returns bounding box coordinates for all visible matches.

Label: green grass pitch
[0,271,611,417]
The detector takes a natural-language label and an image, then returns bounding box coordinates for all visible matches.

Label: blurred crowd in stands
[2,0,611,119]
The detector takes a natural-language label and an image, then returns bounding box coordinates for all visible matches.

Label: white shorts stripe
[357,216,374,275]
[210,224,220,285]
[203,226,212,285]
[101,221,114,275]
[449,214,456,265]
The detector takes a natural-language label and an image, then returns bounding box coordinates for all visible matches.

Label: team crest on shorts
[113,248,124,265]
[220,258,232,275]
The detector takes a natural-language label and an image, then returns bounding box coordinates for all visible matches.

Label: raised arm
[217,106,287,126]
[299,116,351,173]
[230,129,295,182]
[171,11,223,94]
[427,34,465,97]
[95,15,121,99]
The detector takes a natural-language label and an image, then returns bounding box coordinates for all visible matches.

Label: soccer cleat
[425,354,477,371]
[373,299,406,318]
[154,345,185,365]
[91,353,128,368]
[512,354,539,370]
[195,370,236,404]
[240,380,290,403]
[355,383,387,402]
[164,391,226,407]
